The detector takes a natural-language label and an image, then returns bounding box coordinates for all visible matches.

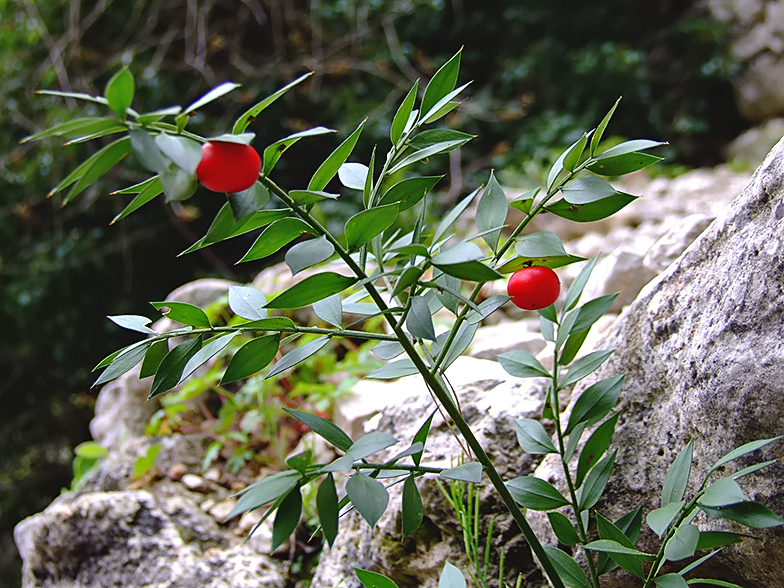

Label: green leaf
[346,432,399,460]
[576,413,619,488]
[698,478,747,508]
[387,140,465,175]
[597,506,644,575]
[662,439,694,506]
[656,576,690,588]
[421,49,461,119]
[367,359,419,380]
[93,342,151,387]
[432,242,483,265]
[283,408,353,452]
[595,512,645,577]
[240,317,296,330]
[233,72,313,134]
[406,296,436,341]
[344,203,399,251]
[543,545,592,588]
[128,129,166,173]
[476,171,508,252]
[205,132,256,145]
[355,568,400,588]
[111,176,164,224]
[338,162,368,190]
[588,152,664,176]
[266,273,356,309]
[664,523,700,562]
[566,375,624,434]
[289,190,339,205]
[547,134,584,190]
[561,176,618,205]
[267,336,330,378]
[347,474,389,528]
[151,301,211,328]
[687,580,744,588]
[154,133,202,175]
[412,411,435,467]
[228,285,267,321]
[584,540,656,560]
[317,474,339,547]
[107,314,155,334]
[564,421,586,463]
[135,105,182,126]
[379,176,442,211]
[647,501,685,537]
[220,334,280,384]
[286,450,312,474]
[695,531,748,551]
[180,333,238,384]
[22,117,123,143]
[548,512,580,546]
[513,231,569,260]
[438,562,466,588]
[408,129,473,150]
[238,217,311,263]
[285,236,335,275]
[433,188,479,244]
[699,501,784,528]
[309,119,366,191]
[140,340,169,379]
[371,340,405,361]
[563,133,589,171]
[440,462,483,484]
[497,350,550,378]
[466,294,511,324]
[431,321,477,371]
[432,272,461,315]
[391,266,425,299]
[263,126,335,174]
[391,80,419,145]
[148,337,203,398]
[422,80,469,123]
[506,476,570,511]
[516,418,557,454]
[559,349,614,389]
[229,470,301,518]
[182,82,241,116]
[52,137,132,202]
[313,294,342,328]
[402,476,424,537]
[545,192,638,223]
[578,449,617,510]
[710,436,782,474]
[228,182,270,220]
[595,139,667,160]
[571,294,618,333]
[564,255,600,313]
[272,486,302,551]
[105,67,135,120]
[590,97,621,157]
[159,161,198,202]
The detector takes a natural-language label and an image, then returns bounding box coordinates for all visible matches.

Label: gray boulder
[532,138,784,587]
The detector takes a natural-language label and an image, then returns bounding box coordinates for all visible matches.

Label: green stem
[260,173,567,588]
[642,496,700,587]
[550,348,601,588]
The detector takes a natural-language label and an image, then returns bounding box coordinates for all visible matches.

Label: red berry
[196,141,261,193]
[507,266,560,310]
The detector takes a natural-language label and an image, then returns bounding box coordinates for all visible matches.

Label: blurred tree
[0,0,742,585]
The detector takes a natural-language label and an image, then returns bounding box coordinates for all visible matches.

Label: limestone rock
[14,490,287,588]
[531,138,784,587]
[725,119,784,170]
[706,0,784,120]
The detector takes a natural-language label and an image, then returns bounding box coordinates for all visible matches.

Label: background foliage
[0,0,743,585]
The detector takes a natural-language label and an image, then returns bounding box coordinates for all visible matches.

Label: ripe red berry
[507,266,560,310]
[196,141,261,193]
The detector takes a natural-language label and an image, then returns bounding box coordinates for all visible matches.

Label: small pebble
[181,474,209,492]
